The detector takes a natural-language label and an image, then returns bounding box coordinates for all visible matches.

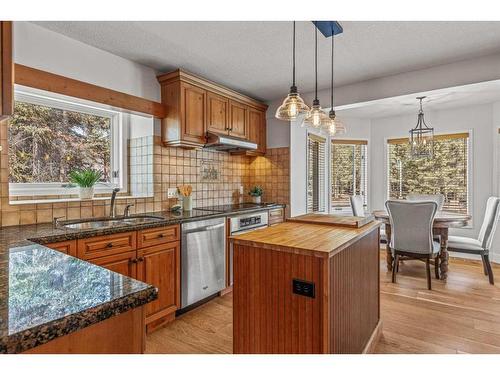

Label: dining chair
[447,196,500,285]
[386,200,440,290]
[406,193,445,211]
[350,195,365,216]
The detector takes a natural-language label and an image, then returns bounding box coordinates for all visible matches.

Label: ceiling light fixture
[324,25,346,136]
[302,26,329,128]
[409,96,434,158]
[275,21,310,121]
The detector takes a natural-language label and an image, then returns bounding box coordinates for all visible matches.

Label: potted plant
[68,169,102,199]
[248,186,263,204]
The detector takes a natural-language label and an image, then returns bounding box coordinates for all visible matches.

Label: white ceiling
[33,21,500,102]
[336,79,500,119]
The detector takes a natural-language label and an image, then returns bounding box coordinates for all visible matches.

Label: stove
[195,202,277,213]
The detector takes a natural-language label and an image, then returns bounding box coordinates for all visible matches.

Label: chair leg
[484,254,494,285]
[396,257,400,273]
[425,258,432,290]
[481,254,489,276]
[434,256,440,279]
[392,253,399,284]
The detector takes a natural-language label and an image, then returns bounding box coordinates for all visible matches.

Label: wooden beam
[14,64,167,118]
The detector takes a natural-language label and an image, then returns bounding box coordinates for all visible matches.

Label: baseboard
[362,320,383,354]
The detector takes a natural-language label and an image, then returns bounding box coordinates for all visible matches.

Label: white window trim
[383,130,473,226]
[9,87,127,196]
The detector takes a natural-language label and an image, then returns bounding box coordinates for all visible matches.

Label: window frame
[306,132,327,213]
[384,130,473,218]
[8,87,127,197]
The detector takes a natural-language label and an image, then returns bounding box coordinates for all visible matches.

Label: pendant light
[275,21,310,121]
[325,28,346,136]
[409,96,434,158]
[302,26,329,128]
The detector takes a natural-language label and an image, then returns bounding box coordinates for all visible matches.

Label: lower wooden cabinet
[44,240,77,257]
[138,242,180,328]
[92,250,138,279]
[45,224,180,332]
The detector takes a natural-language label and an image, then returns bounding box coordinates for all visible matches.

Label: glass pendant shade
[302,100,329,128]
[409,97,434,158]
[325,110,346,136]
[275,86,310,120]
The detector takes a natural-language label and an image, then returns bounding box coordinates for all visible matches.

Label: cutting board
[287,213,375,228]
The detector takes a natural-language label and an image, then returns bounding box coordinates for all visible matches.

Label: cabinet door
[248,108,266,154]
[229,100,248,139]
[182,83,207,144]
[206,92,229,135]
[92,251,138,278]
[137,242,180,321]
[45,240,78,257]
[0,21,13,120]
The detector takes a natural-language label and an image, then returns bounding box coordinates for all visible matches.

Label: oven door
[229,225,268,286]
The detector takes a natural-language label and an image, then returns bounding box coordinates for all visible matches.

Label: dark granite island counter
[0,243,157,354]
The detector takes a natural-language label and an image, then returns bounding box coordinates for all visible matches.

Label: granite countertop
[0,204,284,353]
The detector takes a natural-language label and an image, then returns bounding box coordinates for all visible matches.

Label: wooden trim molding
[1,21,13,118]
[14,64,167,118]
[332,139,368,145]
[157,69,268,111]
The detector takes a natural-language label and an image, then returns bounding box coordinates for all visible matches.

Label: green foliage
[388,137,468,213]
[9,101,111,184]
[331,144,366,207]
[68,169,102,188]
[248,185,263,197]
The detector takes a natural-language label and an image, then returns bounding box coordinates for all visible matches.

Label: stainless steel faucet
[124,204,134,217]
[109,188,120,218]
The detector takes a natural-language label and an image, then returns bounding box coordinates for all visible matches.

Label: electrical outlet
[167,187,178,199]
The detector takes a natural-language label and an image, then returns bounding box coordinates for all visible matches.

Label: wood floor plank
[145,252,500,354]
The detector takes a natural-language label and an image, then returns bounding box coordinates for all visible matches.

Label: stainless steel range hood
[204,132,258,152]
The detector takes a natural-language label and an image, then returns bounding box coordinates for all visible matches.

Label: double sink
[60,215,165,230]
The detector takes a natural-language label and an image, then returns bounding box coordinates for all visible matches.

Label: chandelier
[409,96,434,158]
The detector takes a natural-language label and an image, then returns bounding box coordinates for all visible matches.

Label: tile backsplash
[0,128,290,226]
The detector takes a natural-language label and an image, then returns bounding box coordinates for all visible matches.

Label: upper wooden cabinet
[157,69,267,151]
[0,21,13,121]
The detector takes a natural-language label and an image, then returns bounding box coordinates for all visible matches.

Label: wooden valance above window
[14,64,167,118]
[331,139,368,145]
[388,132,469,144]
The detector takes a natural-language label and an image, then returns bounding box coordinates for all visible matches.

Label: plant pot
[79,187,95,200]
[183,195,193,211]
[252,196,262,204]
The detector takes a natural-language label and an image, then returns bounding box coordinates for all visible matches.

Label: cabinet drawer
[138,225,180,249]
[269,208,284,225]
[77,231,137,260]
[45,240,77,257]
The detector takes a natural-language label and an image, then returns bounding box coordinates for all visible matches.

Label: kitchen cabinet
[207,91,229,135]
[0,21,13,121]
[47,224,181,332]
[44,240,77,257]
[157,69,267,149]
[228,100,248,139]
[137,242,180,329]
[246,107,267,155]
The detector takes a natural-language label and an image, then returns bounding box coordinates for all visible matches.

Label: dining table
[372,210,472,280]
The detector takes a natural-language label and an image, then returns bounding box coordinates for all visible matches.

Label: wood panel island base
[231,221,382,354]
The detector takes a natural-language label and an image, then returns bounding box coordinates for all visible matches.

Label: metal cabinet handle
[131,258,138,264]
[106,242,113,248]
[137,257,144,262]
[158,233,166,238]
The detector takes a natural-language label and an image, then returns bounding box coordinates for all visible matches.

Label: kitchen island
[230,220,382,354]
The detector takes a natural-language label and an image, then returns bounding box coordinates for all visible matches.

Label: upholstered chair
[407,193,445,211]
[447,196,500,285]
[386,200,440,290]
[350,195,365,217]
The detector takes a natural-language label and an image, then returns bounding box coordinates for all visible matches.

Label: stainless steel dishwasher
[181,217,226,308]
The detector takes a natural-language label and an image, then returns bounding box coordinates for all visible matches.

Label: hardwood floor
[145,253,500,354]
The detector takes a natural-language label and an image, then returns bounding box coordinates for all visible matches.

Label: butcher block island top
[230,220,381,258]
[230,219,382,354]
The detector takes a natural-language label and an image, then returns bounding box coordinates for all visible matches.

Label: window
[8,88,123,196]
[387,132,469,214]
[307,133,326,213]
[331,140,368,212]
